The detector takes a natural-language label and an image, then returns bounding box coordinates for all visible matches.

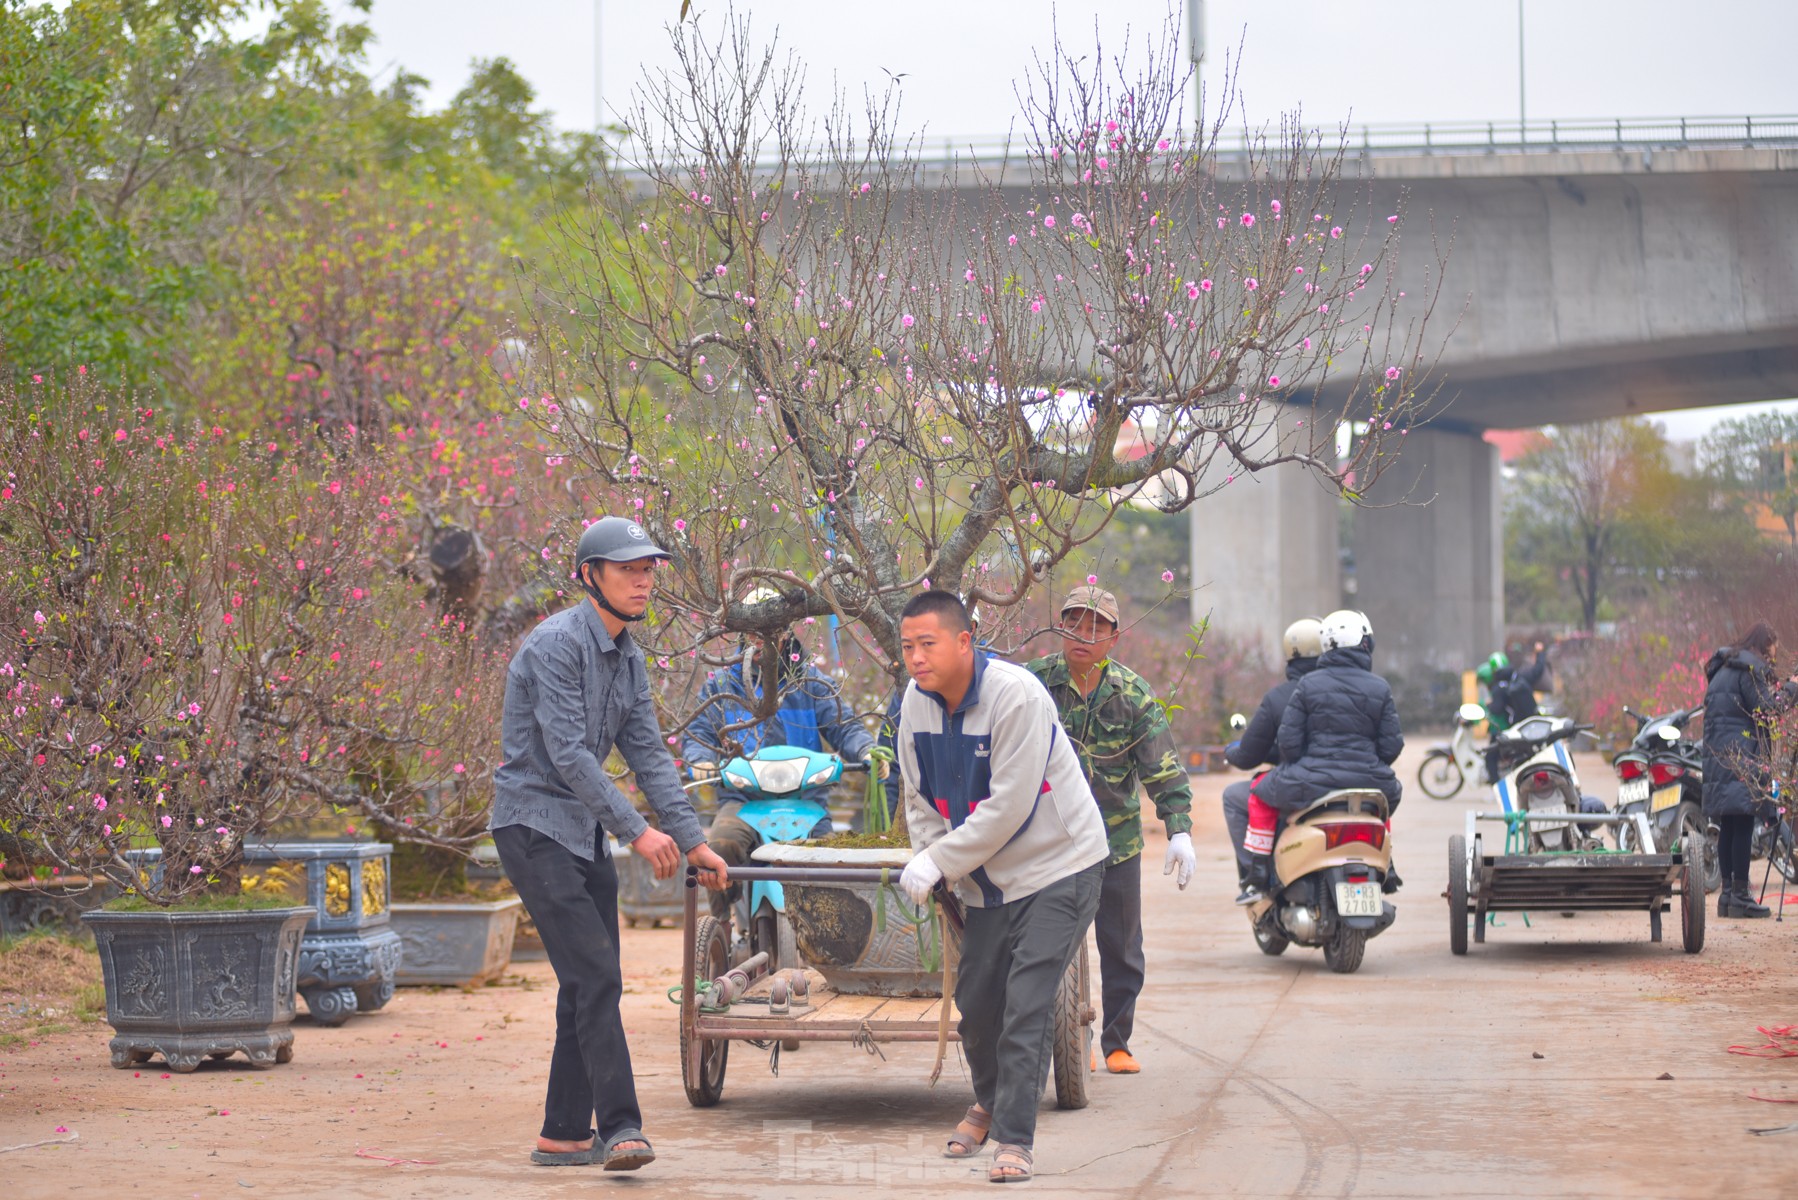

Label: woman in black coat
[1702,621,1798,918]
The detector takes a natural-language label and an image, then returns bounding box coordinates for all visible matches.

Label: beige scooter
[1235,717,1398,974]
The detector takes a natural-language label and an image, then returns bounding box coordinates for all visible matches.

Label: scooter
[1244,792,1397,974]
[689,745,866,969]
[1489,712,1603,852]
[1417,702,1493,799]
[1612,706,1718,892]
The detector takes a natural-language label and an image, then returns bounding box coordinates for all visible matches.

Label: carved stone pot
[0,876,119,937]
[81,906,312,1072]
[389,897,522,986]
[241,843,403,1026]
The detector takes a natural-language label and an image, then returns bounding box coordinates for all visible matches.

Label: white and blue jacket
[898,655,1108,908]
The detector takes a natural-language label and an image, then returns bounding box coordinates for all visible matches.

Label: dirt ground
[5,745,1798,1198]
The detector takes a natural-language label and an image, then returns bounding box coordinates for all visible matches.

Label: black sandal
[530,1129,596,1166]
[601,1128,656,1172]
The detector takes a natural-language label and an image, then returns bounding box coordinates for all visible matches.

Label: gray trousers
[956,862,1103,1150]
[1095,855,1145,1057]
[1223,780,1253,878]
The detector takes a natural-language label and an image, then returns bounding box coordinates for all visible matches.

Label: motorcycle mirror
[1458,702,1487,724]
[1229,713,1248,731]
[1656,725,1680,742]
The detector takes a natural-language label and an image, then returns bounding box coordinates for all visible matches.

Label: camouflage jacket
[1025,654,1194,865]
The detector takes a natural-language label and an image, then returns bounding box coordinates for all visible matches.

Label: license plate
[1650,785,1682,813]
[1335,881,1382,917]
[1618,779,1650,806]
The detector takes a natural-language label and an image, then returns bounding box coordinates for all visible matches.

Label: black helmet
[574,516,669,622]
[576,517,669,570]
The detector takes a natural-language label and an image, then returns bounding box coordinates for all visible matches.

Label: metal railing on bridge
[901,114,1798,165]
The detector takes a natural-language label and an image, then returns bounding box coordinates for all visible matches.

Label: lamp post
[1187,0,1205,137]
[594,0,604,134]
[1517,0,1526,144]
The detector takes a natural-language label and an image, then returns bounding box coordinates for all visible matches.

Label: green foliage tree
[1701,411,1798,545]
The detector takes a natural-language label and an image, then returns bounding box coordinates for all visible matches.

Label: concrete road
[8,746,1797,1199]
[627,745,1798,1198]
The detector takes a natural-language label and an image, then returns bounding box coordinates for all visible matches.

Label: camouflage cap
[1059,585,1119,626]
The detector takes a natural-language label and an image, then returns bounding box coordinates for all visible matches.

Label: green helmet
[1474,661,1494,685]
[1487,651,1510,675]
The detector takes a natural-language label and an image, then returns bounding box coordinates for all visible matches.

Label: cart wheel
[681,916,729,1107]
[1417,750,1464,800]
[1678,808,1720,896]
[1050,942,1091,1110]
[1253,919,1290,957]
[1679,839,1706,955]
[1447,834,1469,956]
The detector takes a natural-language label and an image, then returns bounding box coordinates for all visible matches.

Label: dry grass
[0,932,106,1046]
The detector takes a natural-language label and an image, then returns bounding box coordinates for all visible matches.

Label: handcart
[677,864,1095,1108]
[1446,810,1704,955]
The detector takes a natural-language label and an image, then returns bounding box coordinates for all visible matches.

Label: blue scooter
[690,745,868,968]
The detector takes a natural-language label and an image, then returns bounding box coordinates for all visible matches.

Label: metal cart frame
[1446,810,1705,956]
[678,864,1095,1108]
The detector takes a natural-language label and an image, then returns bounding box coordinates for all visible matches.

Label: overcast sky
[336,0,1797,435]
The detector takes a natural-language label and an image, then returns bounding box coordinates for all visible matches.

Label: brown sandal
[943,1105,991,1158]
[990,1143,1033,1183]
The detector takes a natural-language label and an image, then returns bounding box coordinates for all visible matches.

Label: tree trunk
[429,525,485,618]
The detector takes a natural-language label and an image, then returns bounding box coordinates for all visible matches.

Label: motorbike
[1229,718,1396,975]
[1245,788,1397,974]
[1489,712,1604,853]
[1611,706,1719,892]
[689,745,867,969]
[1417,702,1493,799]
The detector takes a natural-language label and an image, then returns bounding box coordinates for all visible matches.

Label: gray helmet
[574,517,669,623]
[576,517,669,570]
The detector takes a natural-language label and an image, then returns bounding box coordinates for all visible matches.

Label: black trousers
[1095,854,1146,1057]
[956,862,1103,1150]
[1717,813,1754,883]
[493,822,641,1145]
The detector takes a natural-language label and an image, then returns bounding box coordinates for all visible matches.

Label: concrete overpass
[1184,123,1798,690]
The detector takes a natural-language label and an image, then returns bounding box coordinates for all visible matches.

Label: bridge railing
[893,115,1798,166]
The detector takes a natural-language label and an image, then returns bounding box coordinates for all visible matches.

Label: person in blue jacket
[685,590,875,901]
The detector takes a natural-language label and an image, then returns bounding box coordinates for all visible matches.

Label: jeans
[493,822,641,1144]
[956,863,1103,1150]
[1095,855,1146,1056]
[1222,781,1253,878]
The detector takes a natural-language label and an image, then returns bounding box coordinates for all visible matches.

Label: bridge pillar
[1188,463,1342,662]
[1349,427,1503,680]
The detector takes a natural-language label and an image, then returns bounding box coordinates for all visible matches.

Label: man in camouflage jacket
[1026,586,1195,1075]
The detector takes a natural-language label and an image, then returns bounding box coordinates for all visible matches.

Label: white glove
[899,852,943,906]
[1163,832,1196,890]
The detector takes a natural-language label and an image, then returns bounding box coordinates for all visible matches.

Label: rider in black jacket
[1222,618,1321,904]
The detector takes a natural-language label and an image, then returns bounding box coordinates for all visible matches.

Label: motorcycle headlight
[749,759,807,794]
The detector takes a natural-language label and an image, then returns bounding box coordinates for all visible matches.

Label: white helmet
[1320,609,1373,652]
[1281,617,1324,660]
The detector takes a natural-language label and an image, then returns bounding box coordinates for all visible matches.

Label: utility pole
[1188,0,1205,138]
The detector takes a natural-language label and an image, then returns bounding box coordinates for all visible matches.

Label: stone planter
[241,843,404,1026]
[81,906,312,1072]
[612,838,685,928]
[389,897,522,986]
[0,877,120,937]
[751,845,943,997]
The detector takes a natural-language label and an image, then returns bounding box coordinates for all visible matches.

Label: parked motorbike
[1489,712,1603,852]
[1417,702,1493,799]
[1611,706,1719,893]
[689,745,866,968]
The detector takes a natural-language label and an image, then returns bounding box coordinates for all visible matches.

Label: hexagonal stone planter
[241,843,404,1026]
[390,896,522,986]
[81,906,313,1072]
